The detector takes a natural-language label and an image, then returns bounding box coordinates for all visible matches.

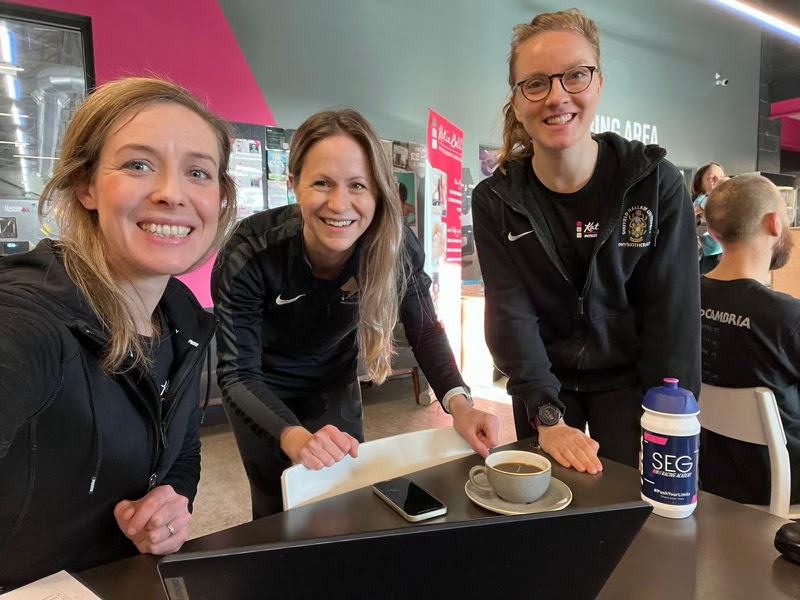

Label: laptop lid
[158,502,650,600]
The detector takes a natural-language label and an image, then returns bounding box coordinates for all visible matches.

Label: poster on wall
[229,136,264,219]
[479,144,500,181]
[265,127,296,208]
[425,109,463,368]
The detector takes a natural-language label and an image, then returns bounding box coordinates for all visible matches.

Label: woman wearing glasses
[473,9,700,474]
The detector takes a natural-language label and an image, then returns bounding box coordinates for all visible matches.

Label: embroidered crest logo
[340,276,360,305]
[619,206,654,248]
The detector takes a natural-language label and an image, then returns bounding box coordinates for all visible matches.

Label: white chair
[699,383,800,519]
[281,426,474,510]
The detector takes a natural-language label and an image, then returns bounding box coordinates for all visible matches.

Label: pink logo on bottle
[643,431,668,445]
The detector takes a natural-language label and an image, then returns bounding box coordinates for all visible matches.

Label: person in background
[0,77,237,589]
[399,181,416,227]
[700,174,799,504]
[691,162,725,274]
[472,8,701,474]
[212,107,499,518]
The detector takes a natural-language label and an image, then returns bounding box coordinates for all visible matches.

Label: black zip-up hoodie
[212,204,466,442]
[472,132,701,421]
[0,240,215,589]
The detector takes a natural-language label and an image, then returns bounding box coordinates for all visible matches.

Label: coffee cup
[469,450,551,504]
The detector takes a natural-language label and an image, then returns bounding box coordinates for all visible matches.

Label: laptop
[158,502,651,600]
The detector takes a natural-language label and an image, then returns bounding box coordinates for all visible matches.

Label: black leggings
[513,386,643,468]
[224,380,365,519]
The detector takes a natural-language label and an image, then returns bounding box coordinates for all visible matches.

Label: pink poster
[427,111,463,265]
[426,110,463,368]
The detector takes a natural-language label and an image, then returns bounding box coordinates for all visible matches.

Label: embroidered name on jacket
[701,308,751,329]
[619,205,654,247]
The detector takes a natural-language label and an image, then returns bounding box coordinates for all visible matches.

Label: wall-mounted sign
[592,114,659,145]
[426,109,463,367]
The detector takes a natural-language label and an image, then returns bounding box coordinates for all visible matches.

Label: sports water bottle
[640,378,700,518]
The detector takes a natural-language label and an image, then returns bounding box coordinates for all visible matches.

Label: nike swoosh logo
[276,294,306,305]
[507,230,534,242]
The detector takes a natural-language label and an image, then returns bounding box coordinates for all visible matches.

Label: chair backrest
[699,383,791,517]
[281,427,474,510]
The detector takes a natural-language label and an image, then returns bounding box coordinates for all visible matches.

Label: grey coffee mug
[469,450,551,504]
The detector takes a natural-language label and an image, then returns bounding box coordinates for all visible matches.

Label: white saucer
[465,472,573,515]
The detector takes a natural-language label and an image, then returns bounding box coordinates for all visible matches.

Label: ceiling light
[5,73,16,100]
[0,24,11,63]
[709,0,800,39]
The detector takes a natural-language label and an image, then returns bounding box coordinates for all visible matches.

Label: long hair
[39,77,237,373]
[288,107,406,384]
[691,162,722,200]
[497,8,601,169]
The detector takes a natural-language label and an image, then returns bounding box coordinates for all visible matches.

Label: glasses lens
[562,67,593,94]
[521,76,550,101]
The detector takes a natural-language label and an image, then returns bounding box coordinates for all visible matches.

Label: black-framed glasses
[515,66,598,102]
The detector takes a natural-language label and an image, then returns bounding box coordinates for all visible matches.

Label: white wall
[219,0,761,177]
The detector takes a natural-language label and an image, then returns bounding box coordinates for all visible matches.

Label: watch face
[539,404,561,426]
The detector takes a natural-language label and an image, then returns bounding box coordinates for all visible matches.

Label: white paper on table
[0,570,102,599]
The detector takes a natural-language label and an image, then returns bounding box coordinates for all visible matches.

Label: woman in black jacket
[0,78,237,589]
[212,108,499,518]
[473,9,700,474]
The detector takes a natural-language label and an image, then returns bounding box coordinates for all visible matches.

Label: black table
[81,440,800,599]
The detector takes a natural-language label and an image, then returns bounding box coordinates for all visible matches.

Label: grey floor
[189,375,516,539]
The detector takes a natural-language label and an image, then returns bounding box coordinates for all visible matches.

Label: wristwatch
[533,404,563,428]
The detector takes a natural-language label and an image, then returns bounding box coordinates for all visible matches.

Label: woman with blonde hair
[213,107,499,518]
[0,77,236,589]
[473,9,700,473]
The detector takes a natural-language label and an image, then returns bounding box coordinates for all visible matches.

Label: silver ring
[166,523,175,537]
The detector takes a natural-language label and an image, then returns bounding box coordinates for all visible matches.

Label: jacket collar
[0,239,215,356]
[285,211,363,295]
[487,131,666,208]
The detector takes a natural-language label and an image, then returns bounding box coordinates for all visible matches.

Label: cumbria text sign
[591,114,659,145]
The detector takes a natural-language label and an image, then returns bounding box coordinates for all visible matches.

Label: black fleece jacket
[0,240,215,589]
[472,132,701,421]
[212,204,466,442]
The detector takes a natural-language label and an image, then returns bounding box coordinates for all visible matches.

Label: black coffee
[494,462,543,474]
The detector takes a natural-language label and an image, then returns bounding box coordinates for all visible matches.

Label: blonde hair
[704,175,783,243]
[497,8,601,169]
[39,77,237,373]
[288,107,406,384]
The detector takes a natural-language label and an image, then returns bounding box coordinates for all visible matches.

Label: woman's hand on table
[538,421,603,474]
[281,424,359,470]
[449,395,500,457]
[114,484,191,555]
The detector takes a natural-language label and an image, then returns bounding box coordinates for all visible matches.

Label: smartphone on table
[372,476,447,522]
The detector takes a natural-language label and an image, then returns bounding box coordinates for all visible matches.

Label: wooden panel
[771,228,800,298]
[461,294,494,387]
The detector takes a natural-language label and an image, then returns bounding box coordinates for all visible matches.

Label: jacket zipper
[161,321,219,432]
[572,159,664,379]
[124,383,163,491]
[488,157,664,385]
[149,321,219,490]
[118,320,218,492]
[490,185,576,296]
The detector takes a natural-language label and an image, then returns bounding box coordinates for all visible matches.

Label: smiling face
[77,103,222,288]
[511,30,602,153]
[290,134,377,274]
